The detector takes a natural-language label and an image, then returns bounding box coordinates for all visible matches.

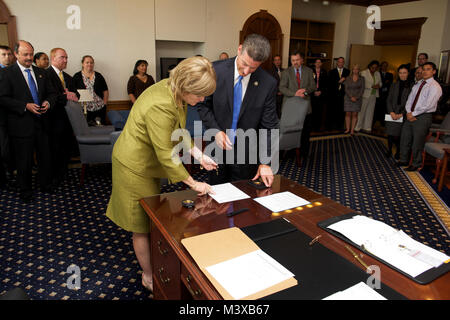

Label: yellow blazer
[112,78,191,183]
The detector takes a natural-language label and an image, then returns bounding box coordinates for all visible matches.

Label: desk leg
[438,150,449,192]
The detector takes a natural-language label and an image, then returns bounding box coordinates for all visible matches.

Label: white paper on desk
[209,183,250,204]
[205,249,295,300]
[323,282,387,300]
[385,114,403,123]
[253,191,310,212]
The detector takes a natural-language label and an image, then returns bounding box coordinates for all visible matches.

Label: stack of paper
[208,183,251,204]
[323,282,387,300]
[181,227,297,300]
[327,215,450,277]
[205,250,295,300]
[253,191,310,212]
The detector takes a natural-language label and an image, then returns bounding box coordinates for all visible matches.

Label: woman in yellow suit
[106,56,217,292]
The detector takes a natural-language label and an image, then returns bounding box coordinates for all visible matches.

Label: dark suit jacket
[380,71,394,98]
[269,64,284,87]
[386,81,411,115]
[328,68,350,97]
[312,68,328,94]
[197,57,279,157]
[0,63,57,137]
[45,66,75,133]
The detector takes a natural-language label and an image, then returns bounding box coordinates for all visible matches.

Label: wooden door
[240,10,283,72]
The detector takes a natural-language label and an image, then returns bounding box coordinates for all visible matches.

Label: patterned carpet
[0,135,448,300]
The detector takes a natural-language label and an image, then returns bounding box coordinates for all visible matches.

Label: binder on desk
[317,213,450,285]
[181,227,298,300]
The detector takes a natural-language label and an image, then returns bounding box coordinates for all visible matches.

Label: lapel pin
[254,81,259,87]
[39,75,43,78]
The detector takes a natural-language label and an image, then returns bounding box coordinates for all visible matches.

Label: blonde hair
[168,56,216,107]
[50,48,65,59]
[351,64,360,75]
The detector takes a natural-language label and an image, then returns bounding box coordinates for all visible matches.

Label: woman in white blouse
[355,60,381,133]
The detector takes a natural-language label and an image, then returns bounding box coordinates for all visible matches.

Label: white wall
[6,0,292,99]
[5,0,156,101]
[361,0,449,66]
[155,0,207,42]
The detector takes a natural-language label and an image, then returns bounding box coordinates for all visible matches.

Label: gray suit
[279,66,316,114]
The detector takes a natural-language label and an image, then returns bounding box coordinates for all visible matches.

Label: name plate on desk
[181,227,297,300]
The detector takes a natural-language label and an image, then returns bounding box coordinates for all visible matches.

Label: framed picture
[438,50,450,85]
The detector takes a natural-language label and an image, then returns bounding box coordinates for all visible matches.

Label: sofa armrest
[77,134,112,145]
[88,126,115,135]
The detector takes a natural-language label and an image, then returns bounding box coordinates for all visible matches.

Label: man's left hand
[40,101,50,114]
[252,164,274,187]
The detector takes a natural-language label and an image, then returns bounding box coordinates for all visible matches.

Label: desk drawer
[151,226,181,299]
[181,265,206,300]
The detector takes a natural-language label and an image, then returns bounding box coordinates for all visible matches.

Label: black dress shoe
[396,161,408,167]
[405,166,419,172]
[20,192,33,203]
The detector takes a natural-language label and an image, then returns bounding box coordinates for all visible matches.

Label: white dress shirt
[234,57,251,102]
[17,61,38,92]
[405,77,442,117]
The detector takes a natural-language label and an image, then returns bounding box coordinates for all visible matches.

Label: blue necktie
[230,75,243,144]
[25,69,40,105]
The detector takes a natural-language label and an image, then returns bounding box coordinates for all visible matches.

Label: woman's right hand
[191,181,214,196]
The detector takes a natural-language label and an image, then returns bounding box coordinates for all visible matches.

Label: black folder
[317,212,450,285]
[241,218,407,300]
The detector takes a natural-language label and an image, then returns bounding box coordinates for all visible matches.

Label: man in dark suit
[0,45,14,189]
[311,58,328,132]
[0,40,57,202]
[197,34,279,187]
[374,61,394,129]
[46,47,78,186]
[269,54,284,118]
[327,57,350,131]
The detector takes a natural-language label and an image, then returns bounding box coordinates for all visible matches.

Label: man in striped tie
[0,40,57,202]
[397,62,443,171]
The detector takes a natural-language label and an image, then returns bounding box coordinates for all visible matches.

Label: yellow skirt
[106,158,160,234]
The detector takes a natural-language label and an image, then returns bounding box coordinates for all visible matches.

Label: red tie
[296,69,301,89]
[411,80,426,112]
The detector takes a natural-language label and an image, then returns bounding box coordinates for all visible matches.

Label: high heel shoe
[141,273,153,292]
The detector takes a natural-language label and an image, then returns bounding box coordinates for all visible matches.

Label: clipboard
[181,227,297,300]
[317,213,450,285]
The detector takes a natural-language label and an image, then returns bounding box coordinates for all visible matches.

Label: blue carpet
[0,135,448,300]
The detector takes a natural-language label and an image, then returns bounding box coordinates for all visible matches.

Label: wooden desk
[140,175,450,300]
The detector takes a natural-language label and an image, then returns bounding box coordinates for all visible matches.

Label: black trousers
[300,113,313,158]
[48,115,73,182]
[207,146,259,185]
[0,125,8,185]
[311,95,325,131]
[87,107,107,125]
[11,128,52,194]
[327,93,345,130]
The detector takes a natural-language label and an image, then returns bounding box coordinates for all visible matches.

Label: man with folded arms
[397,62,442,171]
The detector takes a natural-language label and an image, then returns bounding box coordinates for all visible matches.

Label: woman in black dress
[385,64,411,159]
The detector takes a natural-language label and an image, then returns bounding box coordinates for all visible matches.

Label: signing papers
[327,215,450,278]
[209,183,250,203]
[254,191,310,212]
